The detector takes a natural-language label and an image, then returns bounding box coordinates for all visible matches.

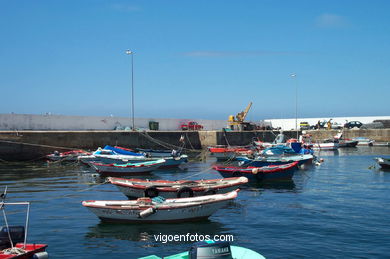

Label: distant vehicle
[180,121,203,131]
[361,122,385,129]
[344,121,363,129]
[299,122,310,130]
[331,122,343,130]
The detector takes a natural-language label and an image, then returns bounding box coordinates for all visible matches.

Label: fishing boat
[311,142,339,151]
[46,149,91,161]
[78,148,148,165]
[352,137,375,146]
[90,159,166,176]
[103,145,145,156]
[82,189,239,223]
[135,148,175,157]
[213,162,298,181]
[333,132,358,147]
[208,146,253,160]
[374,157,390,169]
[139,240,266,259]
[108,177,248,199]
[237,154,313,167]
[0,188,49,259]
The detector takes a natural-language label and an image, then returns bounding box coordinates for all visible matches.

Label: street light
[291,73,298,139]
[126,50,135,131]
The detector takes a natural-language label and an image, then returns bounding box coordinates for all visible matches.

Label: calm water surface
[1,147,390,258]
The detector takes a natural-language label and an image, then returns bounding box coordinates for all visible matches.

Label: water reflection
[85,220,230,243]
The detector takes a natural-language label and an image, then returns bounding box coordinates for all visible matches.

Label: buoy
[139,207,156,218]
[251,168,259,174]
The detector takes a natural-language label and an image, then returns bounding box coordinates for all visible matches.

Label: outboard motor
[189,241,233,259]
[0,226,25,249]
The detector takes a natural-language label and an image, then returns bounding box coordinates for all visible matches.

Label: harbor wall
[0,113,227,131]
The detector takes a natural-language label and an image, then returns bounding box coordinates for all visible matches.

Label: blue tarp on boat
[261,145,297,156]
[103,145,144,156]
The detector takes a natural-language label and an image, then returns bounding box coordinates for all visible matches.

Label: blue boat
[103,145,144,156]
[237,154,313,167]
[213,162,299,181]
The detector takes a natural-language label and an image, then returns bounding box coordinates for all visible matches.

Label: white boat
[108,177,248,199]
[82,189,239,223]
[78,149,148,165]
[311,142,339,150]
[374,157,390,169]
[90,159,166,175]
[352,137,375,146]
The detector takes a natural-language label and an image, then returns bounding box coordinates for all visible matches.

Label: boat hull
[83,194,235,223]
[237,154,313,167]
[90,160,165,175]
[375,157,390,169]
[109,177,247,199]
[214,162,298,182]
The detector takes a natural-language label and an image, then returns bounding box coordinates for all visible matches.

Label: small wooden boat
[237,154,313,167]
[139,240,266,259]
[135,148,175,157]
[352,137,375,146]
[82,189,239,223]
[208,146,252,160]
[213,162,299,181]
[46,149,91,161]
[78,148,148,165]
[90,159,166,176]
[0,188,49,259]
[108,176,248,199]
[311,142,339,150]
[374,157,390,169]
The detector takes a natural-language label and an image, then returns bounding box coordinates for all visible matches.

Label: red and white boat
[0,188,48,259]
[108,177,248,199]
[82,189,239,223]
[90,159,166,176]
[46,149,91,161]
[208,146,253,160]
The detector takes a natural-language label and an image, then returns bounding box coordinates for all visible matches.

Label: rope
[0,139,79,151]
[2,247,26,255]
[1,208,14,248]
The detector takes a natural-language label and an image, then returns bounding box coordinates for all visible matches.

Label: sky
[0,0,390,121]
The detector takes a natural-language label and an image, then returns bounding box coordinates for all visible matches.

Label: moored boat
[138,240,266,259]
[46,149,91,161]
[0,188,49,259]
[78,148,149,165]
[374,157,390,169]
[352,137,375,146]
[237,154,313,167]
[90,159,166,176]
[82,189,239,223]
[311,142,339,150]
[208,146,253,160]
[213,162,299,181]
[108,176,248,199]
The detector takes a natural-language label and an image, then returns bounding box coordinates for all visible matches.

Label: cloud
[111,3,140,12]
[316,13,348,28]
[182,50,306,57]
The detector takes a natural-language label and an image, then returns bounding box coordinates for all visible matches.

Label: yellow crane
[228,102,255,131]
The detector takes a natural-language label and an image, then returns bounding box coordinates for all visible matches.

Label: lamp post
[291,74,298,139]
[126,50,135,131]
